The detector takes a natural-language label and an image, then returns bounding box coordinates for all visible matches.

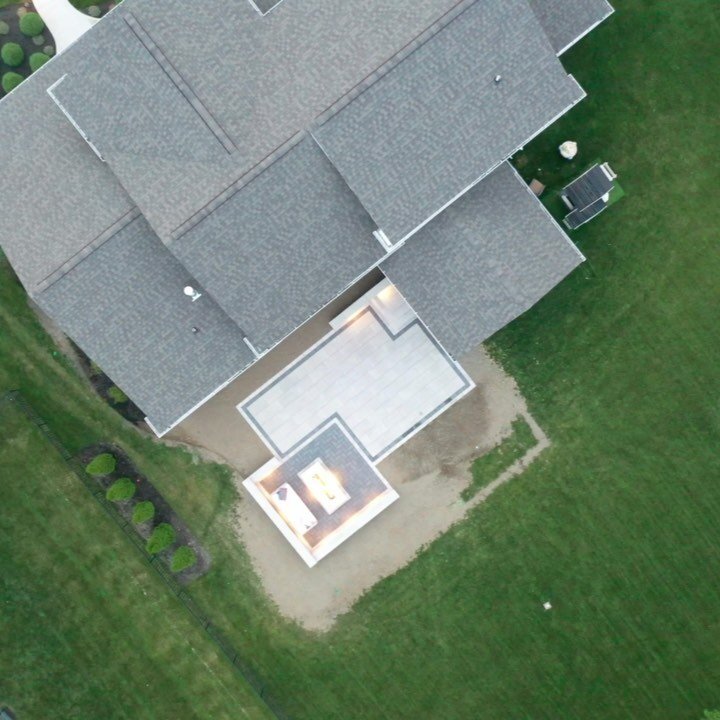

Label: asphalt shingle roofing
[381,163,584,358]
[170,136,383,353]
[35,215,255,433]
[313,0,585,241]
[527,0,614,54]
[49,0,466,242]
[0,0,613,433]
[0,52,134,293]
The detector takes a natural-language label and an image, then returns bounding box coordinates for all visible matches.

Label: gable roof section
[47,0,465,242]
[169,136,384,353]
[312,0,586,243]
[35,215,255,434]
[51,13,235,164]
[381,163,584,358]
[527,0,614,55]
[0,51,135,294]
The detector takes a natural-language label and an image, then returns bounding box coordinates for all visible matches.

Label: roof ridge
[34,208,142,295]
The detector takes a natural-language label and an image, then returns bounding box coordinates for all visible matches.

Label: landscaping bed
[71,341,146,424]
[79,443,211,583]
[0,0,116,98]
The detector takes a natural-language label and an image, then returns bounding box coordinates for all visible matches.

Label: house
[562,162,618,229]
[0,0,613,566]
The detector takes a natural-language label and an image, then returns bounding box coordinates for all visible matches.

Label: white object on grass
[559,141,578,160]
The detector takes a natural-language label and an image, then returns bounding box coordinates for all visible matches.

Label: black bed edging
[79,443,211,584]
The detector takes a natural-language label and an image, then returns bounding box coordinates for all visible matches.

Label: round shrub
[31,34,45,47]
[87,5,101,17]
[29,52,49,72]
[106,477,136,502]
[0,21,10,35]
[1,42,25,68]
[19,12,45,37]
[132,500,155,525]
[171,546,197,573]
[146,523,175,555]
[108,385,128,404]
[1,71,23,93]
[86,452,116,476]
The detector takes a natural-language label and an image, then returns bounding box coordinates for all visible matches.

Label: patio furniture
[270,483,317,535]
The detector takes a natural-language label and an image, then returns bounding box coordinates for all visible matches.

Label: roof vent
[494,74,503,84]
[183,285,202,302]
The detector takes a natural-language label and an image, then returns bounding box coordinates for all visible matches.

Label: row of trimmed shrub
[19,12,45,37]
[2,39,50,94]
[2,43,50,69]
[0,12,46,39]
[86,452,197,573]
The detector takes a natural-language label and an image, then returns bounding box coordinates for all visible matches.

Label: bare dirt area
[166,275,547,631]
[233,345,546,631]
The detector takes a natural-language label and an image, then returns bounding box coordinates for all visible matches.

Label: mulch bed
[71,341,146,424]
[0,1,116,99]
[79,443,211,584]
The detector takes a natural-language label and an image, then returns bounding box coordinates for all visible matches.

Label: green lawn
[1,0,720,718]
[462,416,537,501]
[0,399,272,720]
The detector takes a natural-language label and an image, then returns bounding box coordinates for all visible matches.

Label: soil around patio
[176,337,547,631]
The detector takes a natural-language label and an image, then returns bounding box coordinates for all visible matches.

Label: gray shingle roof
[313,0,585,242]
[381,163,584,357]
[49,0,465,242]
[170,136,383,353]
[0,0,612,433]
[527,0,614,54]
[35,215,255,433]
[0,53,134,293]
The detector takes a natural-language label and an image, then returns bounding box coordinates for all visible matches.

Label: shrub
[146,523,175,555]
[132,500,155,524]
[1,71,23,93]
[1,43,24,67]
[85,452,116,476]
[0,21,10,35]
[171,546,197,573]
[105,477,136,502]
[29,52,49,72]
[107,385,128,404]
[19,12,45,37]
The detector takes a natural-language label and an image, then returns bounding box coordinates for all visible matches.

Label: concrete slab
[239,288,473,462]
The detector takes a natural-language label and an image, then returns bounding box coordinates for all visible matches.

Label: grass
[0,400,272,720]
[1,0,720,718]
[462,416,537,501]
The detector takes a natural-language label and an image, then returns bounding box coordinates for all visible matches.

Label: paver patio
[239,284,474,462]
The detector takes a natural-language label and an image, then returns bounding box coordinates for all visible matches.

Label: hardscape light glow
[241,280,472,567]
